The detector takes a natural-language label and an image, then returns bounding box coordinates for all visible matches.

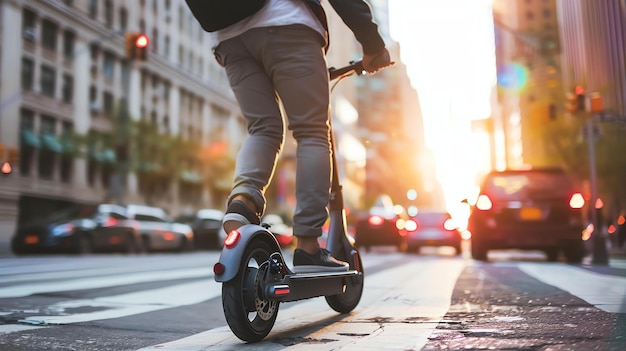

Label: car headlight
[51,223,75,237]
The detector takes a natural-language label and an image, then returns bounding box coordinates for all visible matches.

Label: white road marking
[20,279,221,325]
[0,324,45,334]
[138,258,466,350]
[0,267,212,298]
[519,262,626,313]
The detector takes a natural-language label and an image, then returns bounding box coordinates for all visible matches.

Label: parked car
[467,167,586,262]
[354,195,409,252]
[126,204,194,252]
[262,214,294,248]
[11,203,141,255]
[177,209,227,250]
[406,210,462,255]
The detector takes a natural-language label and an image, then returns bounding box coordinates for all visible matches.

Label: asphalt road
[0,246,625,350]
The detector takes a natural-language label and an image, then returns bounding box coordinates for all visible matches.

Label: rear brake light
[475,194,493,210]
[405,219,418,231]
[224,230,241,248]
[443,218,456,231]
[368,215,384,226]
[569,193,585,209]
[102,217,117,227]
[395,218,406,230]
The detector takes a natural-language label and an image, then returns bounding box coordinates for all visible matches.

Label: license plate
[520,207,542,220]
[25,235,39,244]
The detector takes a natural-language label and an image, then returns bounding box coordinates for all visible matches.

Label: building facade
[0,0,245,241]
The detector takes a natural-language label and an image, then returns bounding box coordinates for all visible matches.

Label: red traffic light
[135,34,149,49]
[1,161,12,175]
[574,85,585,95]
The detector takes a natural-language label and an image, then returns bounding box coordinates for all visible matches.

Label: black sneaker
[292,248,349,273]
[222,200,261,233]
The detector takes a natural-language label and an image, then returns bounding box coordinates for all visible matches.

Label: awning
[60,138,76,155]
[40,134,64,153]
[89,148,116,163]
[21,130,41,148]
[179,170,203,184]
[101,149,117,164]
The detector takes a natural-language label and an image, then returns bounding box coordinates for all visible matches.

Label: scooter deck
[265,270,362,302]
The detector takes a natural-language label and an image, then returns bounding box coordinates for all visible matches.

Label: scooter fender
[214,224,281,282]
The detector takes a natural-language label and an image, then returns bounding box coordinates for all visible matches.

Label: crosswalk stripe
[0,267,212,298]
[20,278,221,325]
[138,258,466,350]
[519,262,626,313]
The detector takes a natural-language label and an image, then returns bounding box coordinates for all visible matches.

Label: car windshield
[415,213,449,226]
[46,204,99,222]
[484,171,572,200]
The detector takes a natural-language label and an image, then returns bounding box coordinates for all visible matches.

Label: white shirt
[212,0,326,46]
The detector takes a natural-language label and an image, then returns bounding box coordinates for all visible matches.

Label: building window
[41,19,58,52]
[40,65,56,98]
[103,52,115,78]
[22,8,37,41]
[39,115,57,180]
[103,91,114,117]
[119,7,128,31]
[152,28,159,54]
[62,74,73,103]
[543,9,551,18]
[60,122,74,183]
[89,0,98,19]
[104,0,113,27]
[63,30,75,58]
[19,109,37,176]
[21,57,35,91]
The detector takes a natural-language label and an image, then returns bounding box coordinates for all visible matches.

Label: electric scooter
[212,61,369,343]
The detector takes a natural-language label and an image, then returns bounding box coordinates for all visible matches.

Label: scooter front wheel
[325,250,364,313]
[222,238,279,342]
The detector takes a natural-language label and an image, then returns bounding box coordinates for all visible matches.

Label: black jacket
[301,0,386,54]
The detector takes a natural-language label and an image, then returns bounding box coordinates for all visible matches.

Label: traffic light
[1,161,11,175]
[574,85,585,112]
[125,32,149,61]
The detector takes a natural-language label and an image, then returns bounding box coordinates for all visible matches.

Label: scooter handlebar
[328,61,365,81]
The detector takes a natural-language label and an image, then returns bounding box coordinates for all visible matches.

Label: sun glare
[389,0,497,212]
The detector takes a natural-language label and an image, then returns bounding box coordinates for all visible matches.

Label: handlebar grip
[328,61,364,81]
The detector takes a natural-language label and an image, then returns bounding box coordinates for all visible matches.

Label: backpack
[185,0,268,33]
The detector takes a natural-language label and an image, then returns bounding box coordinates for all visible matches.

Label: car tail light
[569,193,585,209]
[475,194,493,210]
[404,219,418,231]
[443,218,456,231]
[368,215,384,226]
[224,230,241,248]
[102,217,117,227]
[395,218,406,230]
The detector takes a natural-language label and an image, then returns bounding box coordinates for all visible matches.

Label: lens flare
[497,63,528,92]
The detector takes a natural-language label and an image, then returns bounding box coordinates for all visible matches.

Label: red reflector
[224,230,241,248]
[109,236,121,244]
[272,285,290,296]
[213,262,225,275]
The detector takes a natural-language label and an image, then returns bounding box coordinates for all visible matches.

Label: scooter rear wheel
[222,238,279,342]
[325,250,364,313]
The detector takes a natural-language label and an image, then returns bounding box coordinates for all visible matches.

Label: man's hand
[363,48,393,74]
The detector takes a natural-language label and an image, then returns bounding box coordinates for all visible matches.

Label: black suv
[467,167,586,262]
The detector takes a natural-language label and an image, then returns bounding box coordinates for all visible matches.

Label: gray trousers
[213,25,331,238]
